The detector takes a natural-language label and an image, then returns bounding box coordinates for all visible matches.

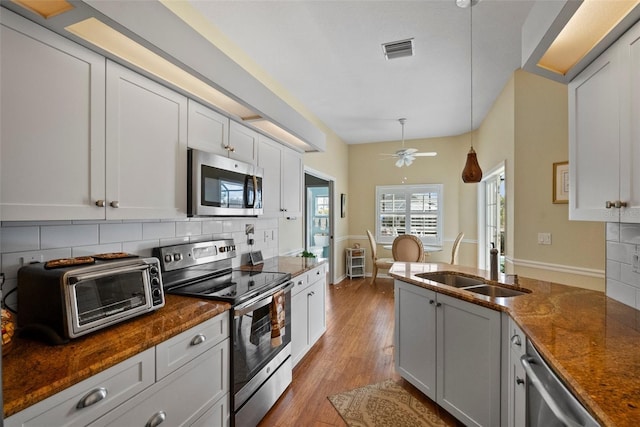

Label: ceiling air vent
[382,38,414,60]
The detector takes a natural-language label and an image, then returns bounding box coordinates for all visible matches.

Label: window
[375,184,443,245]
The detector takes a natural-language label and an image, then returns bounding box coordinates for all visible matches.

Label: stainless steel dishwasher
[520,341,601,427]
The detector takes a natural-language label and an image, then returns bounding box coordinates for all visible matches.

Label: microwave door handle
[252,175,258,208]
[69,264,149,284]
[244,175,257,209]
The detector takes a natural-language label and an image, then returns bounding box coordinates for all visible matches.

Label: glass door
[484,170,505,272]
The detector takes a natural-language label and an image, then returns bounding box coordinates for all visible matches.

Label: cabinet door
[187,99,230,155]
[291,290,309,366]
[436,293,501,427]
[569,47,621,221]
[620,22,640,222]
[394,280,437,400]
[281,146,304,217]
[307,277,326,345]
[105,61,187,219]
[0,11,106,221]
[90,341,229,427]
[258,136,283,216]
[228,121,258,164]
[507,318,526,427]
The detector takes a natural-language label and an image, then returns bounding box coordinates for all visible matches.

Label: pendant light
[461,0,483,183]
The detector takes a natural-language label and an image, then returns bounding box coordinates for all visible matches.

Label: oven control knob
[220,246,226,253]
[231,245,236,251]
[249,280,255,287]
[173,253,182,261]
[164,254,172,263]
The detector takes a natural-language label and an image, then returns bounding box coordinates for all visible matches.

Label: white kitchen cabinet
[0,10,106,221]
[506,318,526,427]
[258,135,304,218]
[569,19,640,222]
[6,313,230,427]
[291,263,327,366]
[105,61,187,219]
[0,10,188,221]
[228,120,259,165]
[394,280,502,427]
[187,99,230,154]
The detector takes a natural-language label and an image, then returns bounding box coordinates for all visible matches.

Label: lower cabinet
[291,263,327,366]
[5,313,230,427]
[394,280,502,427]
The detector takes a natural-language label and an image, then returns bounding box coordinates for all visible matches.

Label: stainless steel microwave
[17,257,165,344]
[188,148,263,217]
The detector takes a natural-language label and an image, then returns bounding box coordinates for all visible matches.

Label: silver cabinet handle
[95,200,106,207]
[510,334,522,346]
[616,200,628,208]
[110,201,120,208]
[190,334,206,346]
[76,387,107,409]
[520,356,582,427]
[516,377,525,385]
[606,201,614,209]
[429,299,435,305]
[146,411,166,427]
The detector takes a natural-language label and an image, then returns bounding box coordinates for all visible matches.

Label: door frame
[304,166,335,285]
[477,161,505,270]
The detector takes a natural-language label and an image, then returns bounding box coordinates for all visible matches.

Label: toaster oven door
[66,265,152,337]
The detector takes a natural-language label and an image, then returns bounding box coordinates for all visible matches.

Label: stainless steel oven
[154,240,293,427]
[520,341,600,427]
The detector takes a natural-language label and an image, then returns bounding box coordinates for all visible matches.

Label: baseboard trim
[506,257,605,279]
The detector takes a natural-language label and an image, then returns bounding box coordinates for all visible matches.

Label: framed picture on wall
[340,193,347,218]
[553,161,569,204]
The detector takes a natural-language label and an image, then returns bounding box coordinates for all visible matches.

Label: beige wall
[478,69,605,290]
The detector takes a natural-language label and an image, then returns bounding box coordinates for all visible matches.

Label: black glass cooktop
[162,268,291,305]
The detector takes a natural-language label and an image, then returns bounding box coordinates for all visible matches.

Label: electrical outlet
[20,255,43,265]
[537,233,552,245]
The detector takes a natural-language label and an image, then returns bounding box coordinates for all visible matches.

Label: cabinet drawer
[308,264,326,285]
[90,340,229,427]
[5,348,154,427]
[191,393,230,427]
[291,272,309,297]
[155,312,229,380]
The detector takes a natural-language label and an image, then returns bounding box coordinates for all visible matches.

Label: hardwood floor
[258,277,463,426]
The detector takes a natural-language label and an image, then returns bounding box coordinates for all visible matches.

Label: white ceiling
[188,0,537,144]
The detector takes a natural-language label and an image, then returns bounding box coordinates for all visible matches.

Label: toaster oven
[17,257,164,344]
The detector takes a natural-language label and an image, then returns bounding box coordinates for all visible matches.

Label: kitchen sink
[462,284,529,298]
[416,272,486,288]
[416,271,529,298]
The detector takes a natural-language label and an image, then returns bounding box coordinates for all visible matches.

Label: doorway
[479,163,505,271]
[304,171,334,284]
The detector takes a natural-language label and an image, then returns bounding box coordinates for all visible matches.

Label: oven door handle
[520,355,583,427]
[234,281,294,317]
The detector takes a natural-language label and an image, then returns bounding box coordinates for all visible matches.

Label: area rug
[327,379,448,427]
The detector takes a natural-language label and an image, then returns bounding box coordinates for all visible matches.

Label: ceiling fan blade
[395,158,405,167]
[413,152,438,157]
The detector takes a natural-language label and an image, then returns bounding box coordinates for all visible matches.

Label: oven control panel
[153,240,237,272]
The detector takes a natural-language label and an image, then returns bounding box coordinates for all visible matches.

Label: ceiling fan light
[462,147,483,183]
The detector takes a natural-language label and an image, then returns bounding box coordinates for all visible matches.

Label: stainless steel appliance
[154,240,293,427]
[521,341,600,427]
[188,148,263,217]
[17,256,164,344]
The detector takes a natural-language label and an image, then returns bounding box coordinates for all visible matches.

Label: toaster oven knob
[152,288,161,298]
[149,266,158,275]
[151,277,160,287]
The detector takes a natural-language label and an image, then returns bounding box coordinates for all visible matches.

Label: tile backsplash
[0,217,280,312]
[606,222,640,309]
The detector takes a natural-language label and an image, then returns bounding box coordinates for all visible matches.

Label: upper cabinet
[187,101,258,165]
[569,20,640,223]
[0,11,106,221]
[0,10,187,221]
[258,135,303,218]
[105,61,187,220]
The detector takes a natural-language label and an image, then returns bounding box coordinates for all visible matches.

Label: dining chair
[392,234,425,262]
[366,230,394,283]
[450,232,464,264]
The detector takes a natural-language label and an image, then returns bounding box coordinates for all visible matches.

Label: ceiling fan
[382,118,437,167]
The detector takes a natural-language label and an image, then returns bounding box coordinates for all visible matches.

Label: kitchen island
[390,262,640,427]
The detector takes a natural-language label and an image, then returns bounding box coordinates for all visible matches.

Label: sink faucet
[490,244,498,281]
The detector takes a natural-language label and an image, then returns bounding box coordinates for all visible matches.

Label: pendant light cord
[470,2,474,150]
